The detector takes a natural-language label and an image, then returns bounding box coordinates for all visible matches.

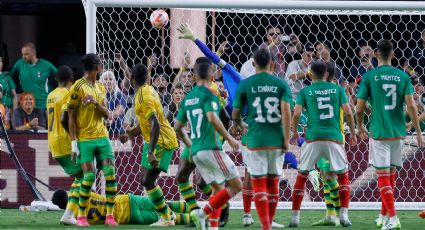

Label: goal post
[82,0,425,210]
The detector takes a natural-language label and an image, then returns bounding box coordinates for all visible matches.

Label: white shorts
[247,149,284,176]
[241,145,251,173]
[192,150,240,185]
[299,141,347,172]
[369,139,404,168]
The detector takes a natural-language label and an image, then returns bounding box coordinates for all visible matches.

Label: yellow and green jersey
[67,78,108,141]
[134,84,178,149]
[47,87,71,158]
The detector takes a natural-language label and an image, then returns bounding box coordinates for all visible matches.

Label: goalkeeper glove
[284,152,298,169]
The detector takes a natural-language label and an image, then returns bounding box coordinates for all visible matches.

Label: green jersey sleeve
[204,94,220,113]
[356,74,370,100]
[233,82,245,110]
[295,89,306,107]
[280,80,292,103]
[340,87,348,105]
[6,74,16,89]
[176,101,187,123]
[404,77,414,96]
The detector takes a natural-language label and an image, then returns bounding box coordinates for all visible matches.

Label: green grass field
[0,209,423,229]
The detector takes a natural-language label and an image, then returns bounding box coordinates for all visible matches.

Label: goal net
[83,0,425,210]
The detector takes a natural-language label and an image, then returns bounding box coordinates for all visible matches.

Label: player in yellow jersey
[67,53,118,227]
[47,65,82,225]
[51,190,193,226]
[119,63,178,227]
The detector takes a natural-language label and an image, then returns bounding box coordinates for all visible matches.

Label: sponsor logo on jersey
[37,71,41,78]
[71,94,78,100]
[211,101,218,110]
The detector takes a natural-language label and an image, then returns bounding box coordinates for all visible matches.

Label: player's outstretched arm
[342,103,357,146]
[206,111,239,151]
[405,95,424,148]
[174,120,192,149]
[281,101,291,151]
[290,104,302,145]
[355,99,368,139]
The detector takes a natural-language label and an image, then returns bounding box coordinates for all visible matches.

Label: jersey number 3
[383,84,396,110]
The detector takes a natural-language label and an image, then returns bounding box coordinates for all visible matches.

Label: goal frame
[83,0,425,210]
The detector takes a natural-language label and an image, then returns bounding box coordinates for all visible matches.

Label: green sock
[327,178,340,215]
[178,181,199,211]
[201,184,212,196]
[79,172,95,217]
[147,185,171,220]
[167,201,190,214]
[103,165,117,215]
[175,213,191,225]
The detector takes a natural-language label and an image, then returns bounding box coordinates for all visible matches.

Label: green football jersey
[233,72,292,150]
[10,59,57,109]
[176,85,222,155]
[0,72,16,107]
[357,65,414,139]
[296,81,347,143]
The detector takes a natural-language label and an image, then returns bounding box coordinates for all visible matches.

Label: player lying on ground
[47,65,83,225]
[119,63,179,226]
[175,56,242,230]
[356,39,424,230]
[290,60,357,228]
[67,53,118,227]
[51,190,193,226]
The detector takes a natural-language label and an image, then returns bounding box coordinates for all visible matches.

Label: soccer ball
[150,9,169,29]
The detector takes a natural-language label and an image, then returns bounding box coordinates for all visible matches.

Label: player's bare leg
[142,167,174,227]
[242,169,254,227]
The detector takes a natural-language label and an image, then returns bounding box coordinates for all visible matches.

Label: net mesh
[91,6,425,209]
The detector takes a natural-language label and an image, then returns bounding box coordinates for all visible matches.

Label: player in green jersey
[290,61,357,228]
[175,57,242,230]
[232,48,292,230]
[356,39,424,230]
[10,42,57,110]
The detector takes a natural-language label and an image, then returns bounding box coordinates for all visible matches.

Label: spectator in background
[349,42,377,82]
[58,42,84,79]
[0,56,17,129]
[285,43,314,102]
[152,72,171,114]
[240,46,258,79]
[315,41,345,85]
[10,42,57,111]
[172,53,194,93]
[285,34,303,64]
[0,85,7,128]
[121,53,156,92]
[100,70,126,134]
[166,84,185,126]
[123,107,138,132]
[260,26,287,78]
[404,30,425,84]
[13,92,46,131]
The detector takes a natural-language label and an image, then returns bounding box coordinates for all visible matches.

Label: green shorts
[55,155,81,175]
[317,157,331,173]
[129,194,159,225]
[142,143,175,172]
[77,137,114,169]
[180,146,192,162]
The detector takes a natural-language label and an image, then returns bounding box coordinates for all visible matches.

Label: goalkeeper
[51,190,192,226]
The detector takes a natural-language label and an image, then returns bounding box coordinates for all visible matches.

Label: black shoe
[219,202,230,227]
